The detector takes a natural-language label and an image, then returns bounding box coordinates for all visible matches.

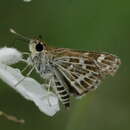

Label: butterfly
[10,29,121,108]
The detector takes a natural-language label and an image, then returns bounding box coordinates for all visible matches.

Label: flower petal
[0,47,22,65]
[0,64,60,116]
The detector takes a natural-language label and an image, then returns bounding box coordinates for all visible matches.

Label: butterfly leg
[20,54,32,65]
[20,54,34,73]
[20,59,28,63]
[41,77,55,107]
[47,79,54,106]
[21,64,30,73]
[22,52,30,55]
[14,65,35,87]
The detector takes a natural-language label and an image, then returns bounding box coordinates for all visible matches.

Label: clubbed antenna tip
[9,28,30,42]
[10,28,16,34]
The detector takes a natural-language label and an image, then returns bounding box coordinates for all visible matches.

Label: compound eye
[35,43,43,51]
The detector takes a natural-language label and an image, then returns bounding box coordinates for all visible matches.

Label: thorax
[29,52,54,78]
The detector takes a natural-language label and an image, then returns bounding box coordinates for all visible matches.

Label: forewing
[51,48,121,96]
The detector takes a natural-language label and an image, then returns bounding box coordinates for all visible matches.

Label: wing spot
[57,87,65,91]
[80,80,89,87]
[84,77,93,84]
[61,95,69,99]
[59,91,67,95]
[89,75,96,80]
[74,82,80,87]
[69,58,79,63]
[104,55,115,61]
[101,60,112,65]
[97,54,105,63]
[86,66,98,72]
[88,53,101,59]
[55,81,61,86]
[71,73,79,79]
[92,73,102,79]
[84,60,94,64]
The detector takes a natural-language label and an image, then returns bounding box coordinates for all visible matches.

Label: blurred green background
[0,0,129,130]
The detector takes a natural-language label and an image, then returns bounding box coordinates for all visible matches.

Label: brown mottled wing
[52,69,70,108]
[50,48,121,96]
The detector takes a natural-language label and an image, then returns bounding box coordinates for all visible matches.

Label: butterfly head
[10,28,48,54]
[29,39,47,54]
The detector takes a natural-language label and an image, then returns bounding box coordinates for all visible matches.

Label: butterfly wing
[50,48,121,96]
[52,68,70,108]
[54,57,101,96]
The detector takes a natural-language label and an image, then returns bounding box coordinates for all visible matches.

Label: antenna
[10,28,30,42]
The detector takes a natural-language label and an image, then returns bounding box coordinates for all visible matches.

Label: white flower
[0,47,22,65]
[0,47,60,116]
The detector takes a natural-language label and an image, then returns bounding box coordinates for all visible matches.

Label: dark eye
[35,43,43,51]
